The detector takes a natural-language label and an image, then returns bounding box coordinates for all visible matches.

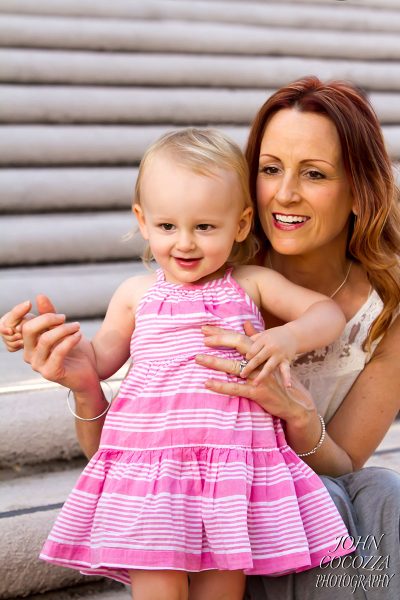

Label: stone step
[2,50,400,91]
[0,378,127,469]
[2,86,400,125]
[0,212,143,265]
[2,125,400,166]
[0,125,247,166]
[20,582,130,600]
[0,0,400,33]
[1,15,400,60]
[287,0,400,9]
[0,262,146,318]
[0,168,135,213]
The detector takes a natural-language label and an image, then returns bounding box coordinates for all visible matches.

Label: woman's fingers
[243,321,258,337]
[35,331,82,383]
[36,294,57,315]
[29,321,81,368]
[196,352,256,378]
[22,313,67,358]
[202,326,252,356]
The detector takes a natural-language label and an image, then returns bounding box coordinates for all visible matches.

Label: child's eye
[259,165,280,176]
[196,224,215,231]
[159,223,175,231]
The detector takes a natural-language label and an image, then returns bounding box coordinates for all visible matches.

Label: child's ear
[235,207,253,242]
[133,204,149,240]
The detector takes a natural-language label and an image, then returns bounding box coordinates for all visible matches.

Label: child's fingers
[279,360,292,388]
[1,301,32,330]
[239,353,268,378]
[252,358,281,386]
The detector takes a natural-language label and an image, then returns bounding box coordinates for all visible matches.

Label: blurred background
[0,1,399,598]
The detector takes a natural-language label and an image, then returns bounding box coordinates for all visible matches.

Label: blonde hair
[134,127,259,265]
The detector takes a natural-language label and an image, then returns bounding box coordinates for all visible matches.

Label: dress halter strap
[156,268,165,282]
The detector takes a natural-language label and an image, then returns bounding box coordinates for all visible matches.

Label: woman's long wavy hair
[246,76,400,349]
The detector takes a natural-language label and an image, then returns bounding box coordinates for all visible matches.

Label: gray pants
[245,467,400,600]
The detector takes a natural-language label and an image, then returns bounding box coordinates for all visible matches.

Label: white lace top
[292,290,384,423]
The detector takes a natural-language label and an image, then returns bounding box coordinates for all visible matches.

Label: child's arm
[76,273,155,380]
[235,265,346,385]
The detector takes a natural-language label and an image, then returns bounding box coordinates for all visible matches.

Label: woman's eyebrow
[260,153,335,168]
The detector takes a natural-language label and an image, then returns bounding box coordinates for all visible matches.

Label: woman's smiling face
[256,108,354,258]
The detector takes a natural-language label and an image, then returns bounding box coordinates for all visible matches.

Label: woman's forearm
[284,408,354,477]
[72,380,108,459]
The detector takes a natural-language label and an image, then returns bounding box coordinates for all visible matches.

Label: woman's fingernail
[56,313,66,319]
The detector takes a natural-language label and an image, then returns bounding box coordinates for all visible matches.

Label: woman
[2,77,400,599]
[196,76,400,599]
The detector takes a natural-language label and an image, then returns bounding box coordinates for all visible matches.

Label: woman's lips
[272,213,310,231]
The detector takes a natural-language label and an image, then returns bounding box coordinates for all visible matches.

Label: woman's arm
[196,318,400,477]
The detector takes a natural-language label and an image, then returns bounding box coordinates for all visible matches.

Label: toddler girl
[15,129,353,600]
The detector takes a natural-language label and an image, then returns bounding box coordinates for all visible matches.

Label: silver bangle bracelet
[297,414,326,457]
[67,381,114,422]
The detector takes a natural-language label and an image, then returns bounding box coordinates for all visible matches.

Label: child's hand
[239,326,298,387]
[0,295,58,352]
[0,300,33,352]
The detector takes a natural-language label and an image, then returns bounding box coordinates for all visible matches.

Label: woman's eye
[196,224,214,231]
[160,223,175,231]
[305,170,325,180]
[259,165,280,175]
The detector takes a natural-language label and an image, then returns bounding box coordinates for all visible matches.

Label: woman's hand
[196,323,316,427]
[0,295,58,352]
[12,295,98,393]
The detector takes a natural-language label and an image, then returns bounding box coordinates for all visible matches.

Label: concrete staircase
[1,1,400,598]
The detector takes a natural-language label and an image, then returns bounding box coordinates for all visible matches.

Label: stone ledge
[0,261,146,318]
[2,125,400,165]
[1,16,400,59]
[0,168,136,212]
[2,86,400,125]
[2,51,400,91]
[0,0,399,33]
[0,212,143,265]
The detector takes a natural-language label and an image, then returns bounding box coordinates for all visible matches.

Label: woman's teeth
[274,214,308,224]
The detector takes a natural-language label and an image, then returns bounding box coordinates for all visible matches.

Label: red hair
[246,76,400,348]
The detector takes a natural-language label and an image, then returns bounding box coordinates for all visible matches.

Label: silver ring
[238,359,249,376]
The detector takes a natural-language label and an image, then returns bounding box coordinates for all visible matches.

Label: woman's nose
[274,174,301,205]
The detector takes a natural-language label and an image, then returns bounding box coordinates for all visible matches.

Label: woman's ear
[133,204,149,240]
[235,206,253,242]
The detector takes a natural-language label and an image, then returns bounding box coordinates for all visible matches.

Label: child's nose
[176,231,195,251]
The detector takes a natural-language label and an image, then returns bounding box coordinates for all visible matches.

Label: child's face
[134,152,252,285]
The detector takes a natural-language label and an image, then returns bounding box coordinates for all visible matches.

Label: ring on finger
[238,359,249,376]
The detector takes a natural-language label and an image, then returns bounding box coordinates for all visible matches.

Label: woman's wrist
[283,404,321,454]
[70,378,109,419]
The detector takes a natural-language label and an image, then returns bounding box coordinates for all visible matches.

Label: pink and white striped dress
[41,268,351,584]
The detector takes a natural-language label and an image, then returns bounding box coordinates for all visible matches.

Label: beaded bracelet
[66,381,114,422]
[297,414,326,457]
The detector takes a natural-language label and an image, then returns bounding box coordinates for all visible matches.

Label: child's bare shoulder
[231,265,273,305]
[113,272,157,311]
